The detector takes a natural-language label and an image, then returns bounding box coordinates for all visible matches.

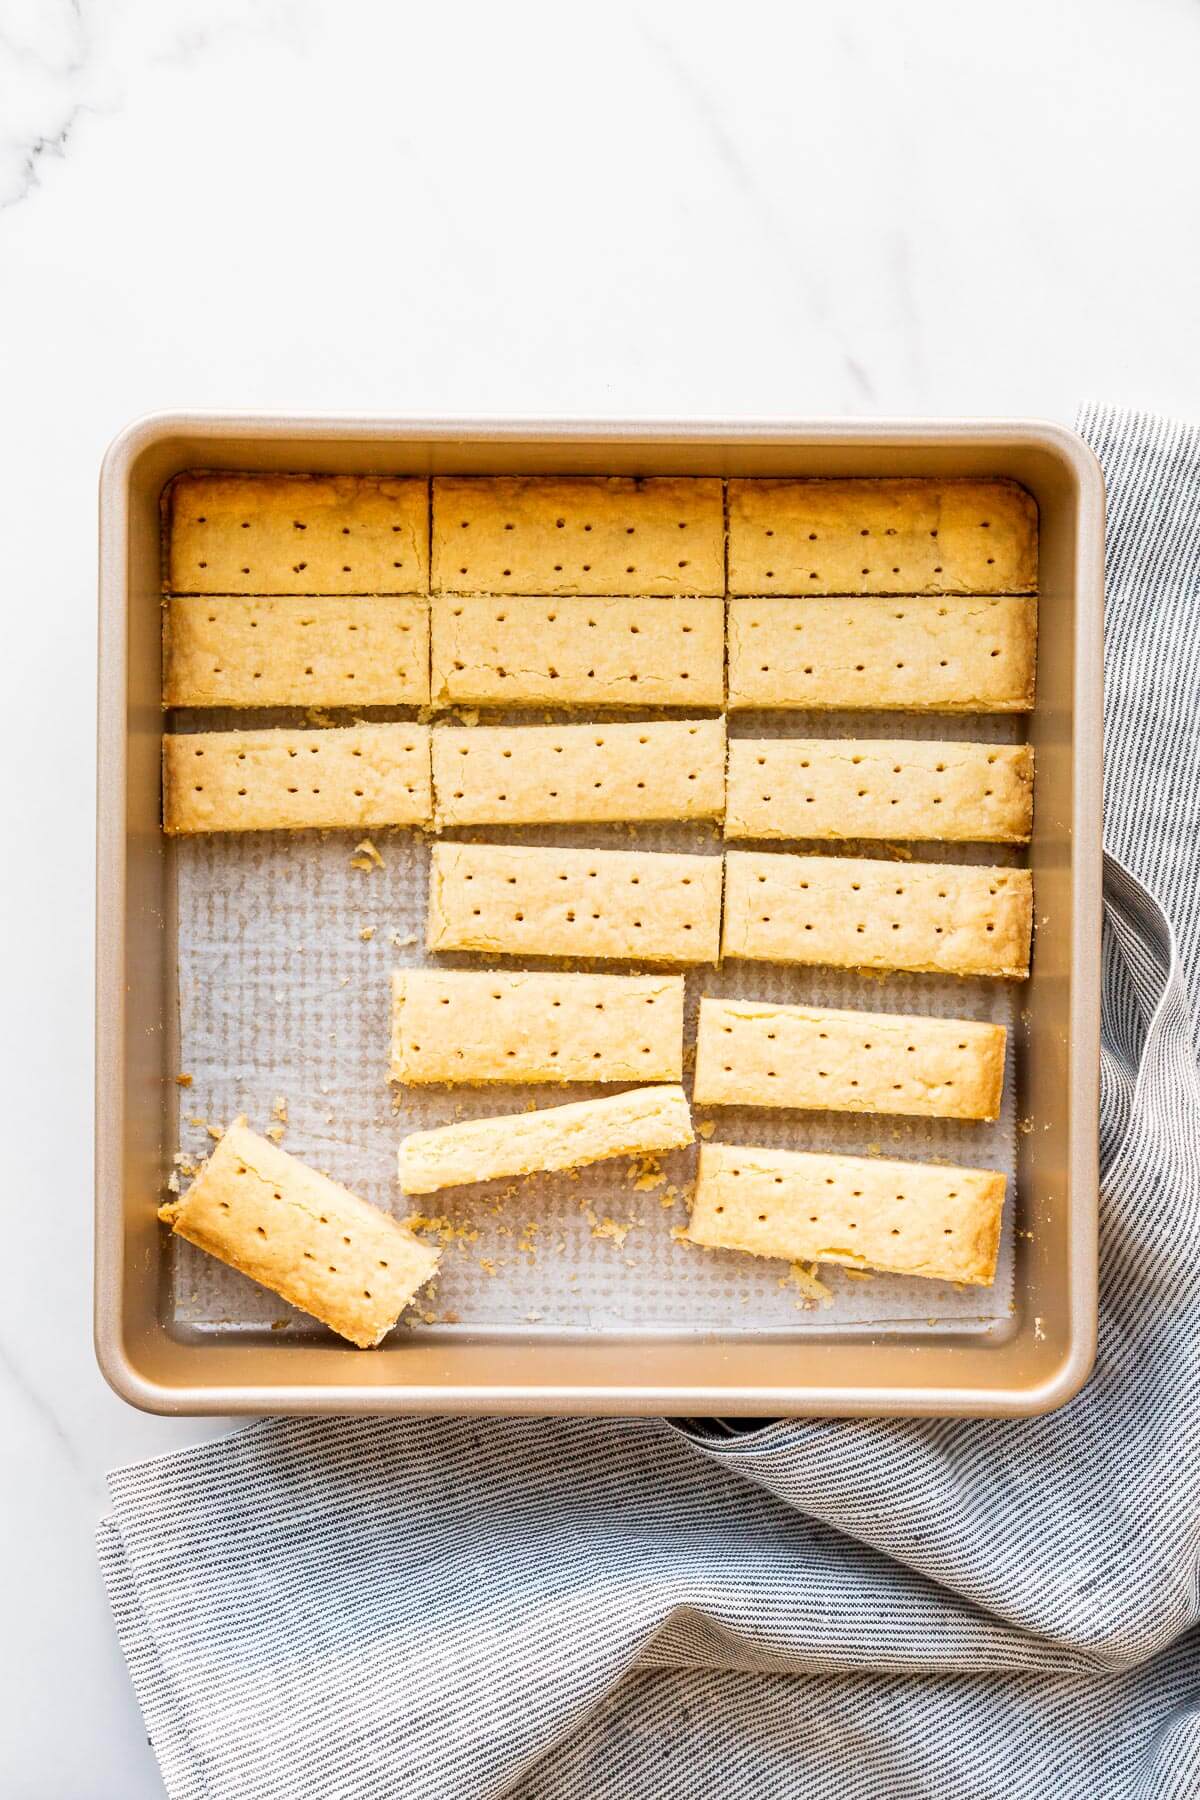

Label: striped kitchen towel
[98,406,1200,1800]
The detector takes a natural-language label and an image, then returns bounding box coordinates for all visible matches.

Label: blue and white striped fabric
[98,406,1200,1800]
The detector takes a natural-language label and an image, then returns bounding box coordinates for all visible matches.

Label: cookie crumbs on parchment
[591,1217,632,1247]
[1017,1116,1035,1135]
[524,1311,543,1324]
[166,1169,181,1194]
[696,1119,716,1139]
[390,931,417,950]
[270,1318,292,1331]
[788,1262,833,1306]
[304,707,339,728]
[266,1125,285,1143]
[455,709,480,727]
[669,1224,689,1243]
[1034,1315,1046,1340]
[350,838,385,871]
[359,925,376,941]
[627,1155,666,1191]
[205,1122,224,1142]
[841,1269,873,1282]
[175,1073,193,1088]
[272,1096,288,1123]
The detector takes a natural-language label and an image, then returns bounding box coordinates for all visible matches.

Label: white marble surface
[2,0,1199,1791]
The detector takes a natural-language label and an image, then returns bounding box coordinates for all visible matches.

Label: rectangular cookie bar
[722,852,1033,978]
[693,998,1006,1119]
[430,595,725,708]
[397,1084,694,1194]
[726,595,1038,711]
[432,717,726,827]
[163,722,432,833]
[727,478,1037,595]
[158,1123,440,1347]
[390,968,684,1084]
[162,595,430,708]
[686,1141,1005,1285]
[432,476,725,595]
[427,841,723,965]
[167,473,429,595]
[724,739,1034,843]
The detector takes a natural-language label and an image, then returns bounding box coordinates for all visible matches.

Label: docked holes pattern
[183,504,411,584]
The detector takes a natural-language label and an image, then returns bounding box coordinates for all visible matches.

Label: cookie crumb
[350,838,385,872]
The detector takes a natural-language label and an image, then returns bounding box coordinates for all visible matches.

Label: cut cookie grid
[166,476,1033,1340]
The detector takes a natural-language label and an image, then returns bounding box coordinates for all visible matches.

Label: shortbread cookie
[726,595,1037,711]
[167,473,429,594]
[430,595,724,708]
[397,1085,694,1193]
[724,739,1033,843]
[427,842,723,964]
[163,723,432,833]
[693,998,1006,1119]
[159,1124,440,1347]
[687,1141,1005,1285]
[722,853,1033,978]
[727,478,1037,595]
[390,969,684,1084]
[432,476,724,595]
[432,718,726,827]
[163,595,430,708]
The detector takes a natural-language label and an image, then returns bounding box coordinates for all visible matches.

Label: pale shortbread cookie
[158,1123,440,1347]
[397,1085,694,1194]
[722,853,1033,978]
[727,478,1037,595]
[390,968,684,1084]
[163,595,430,709]
[430,595,724,708]
[687,1141,1005,1285]
[693,998,1006,1119]
[163,723,432,833]
[167,473,429,594]
[724,739,1033,843]
[726,595,1037,711]
[427,841,723,965]
[432,476,724,595]
[432,718,726,827]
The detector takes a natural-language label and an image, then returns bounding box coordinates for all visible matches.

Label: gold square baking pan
[96,415,1103,1417]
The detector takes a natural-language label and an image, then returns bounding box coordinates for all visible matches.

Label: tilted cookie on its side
[159,1124,440,1347]
[686,1141,1006,1286]
[397,1085,694,1194]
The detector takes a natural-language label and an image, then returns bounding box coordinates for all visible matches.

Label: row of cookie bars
[163,717,1034,842]
[167,471,1037,596]
[163,592,1037,712]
